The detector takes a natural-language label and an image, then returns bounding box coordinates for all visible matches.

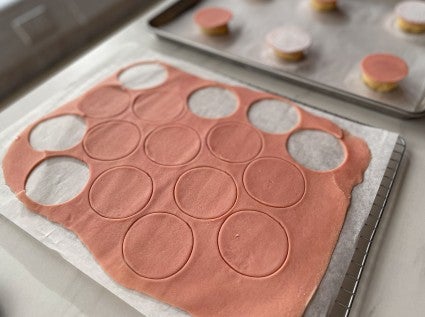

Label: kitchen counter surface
[1,1,424,316]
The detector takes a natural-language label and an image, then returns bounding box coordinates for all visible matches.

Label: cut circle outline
[88,166,153,220]
[117,61,169,91]
[29,113,87,151]
[78,85,130,118]
[217,210,290,278]
[174,166,238,220]
[187,85,240,119]
[206,121,264,163]
[122,212,194,280]
[83,120,141,161]
[247,97,301,135]
[286,129,348,173]
[243,156,306,208]
[144,124,202,166]
[132,90,185,123]
[24,155,90,207]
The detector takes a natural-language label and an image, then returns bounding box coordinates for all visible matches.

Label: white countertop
[1,2,424,316]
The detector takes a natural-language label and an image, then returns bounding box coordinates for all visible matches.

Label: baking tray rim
[147,0,425,119]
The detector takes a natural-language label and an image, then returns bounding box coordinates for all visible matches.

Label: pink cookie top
[266,26,312,54]
[395,1,425,24]
[194,7,232,29]
[361,53,409,83]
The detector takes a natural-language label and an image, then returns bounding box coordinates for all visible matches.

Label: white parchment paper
[0,45,398,317]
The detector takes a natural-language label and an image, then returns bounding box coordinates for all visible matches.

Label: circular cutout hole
[218,210,289,278]
[123,213,193,279]
[89,166,153,219]
[30,115,86,151]
[25,156,89,205]
[287,130,345,171]
[248,99,299,134]
[119,63,167,90]
[188,86,238,119]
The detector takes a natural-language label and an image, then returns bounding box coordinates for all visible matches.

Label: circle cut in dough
[218,210,289,277]
[248,98,299,134]
[119,63,168,90]
[188,86,238,119]
[287,130,345,171]
[89,166,153,219]
[79,86,130,118]
[123,213,193,279]
[207,122,262,163]
[145,125,201,166]
[83,121,140,160]
[175,167,237,219]
[243,157,305,208]
[133,90,184,122]
[26,156,89,205]
[30,114,86,151]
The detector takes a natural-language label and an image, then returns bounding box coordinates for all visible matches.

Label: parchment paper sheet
[0,44,398,317]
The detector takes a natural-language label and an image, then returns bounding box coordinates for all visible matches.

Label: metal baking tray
[329,135,405,316]
[148,0,425,118]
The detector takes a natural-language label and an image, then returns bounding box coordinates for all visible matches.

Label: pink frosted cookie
[361,53,409,92]
[395,1,425,33]
[194,7,232,35]
[266,26,312,61]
